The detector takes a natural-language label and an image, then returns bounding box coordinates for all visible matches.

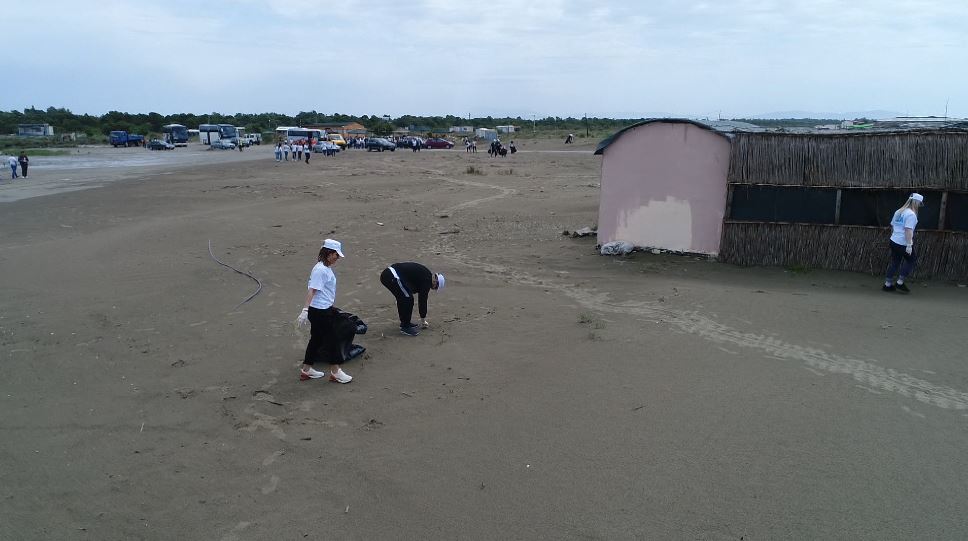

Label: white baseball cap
[322,238,345,257]
[435,273,446,290]
[910,193,924,203]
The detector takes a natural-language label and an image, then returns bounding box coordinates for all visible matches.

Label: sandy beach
[2,139,967,540]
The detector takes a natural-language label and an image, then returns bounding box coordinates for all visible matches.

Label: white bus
[199,124,239,145]
[275,126,324,143]
[162,124,189,146]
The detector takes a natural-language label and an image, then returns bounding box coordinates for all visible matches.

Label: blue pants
[885,241,916,281]
[10,164,17,179]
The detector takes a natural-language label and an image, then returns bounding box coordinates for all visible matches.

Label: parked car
[147,139,175,150]
[312,141,340,155]
[210,139,236,150]
[244,133,262,145]
[424,137,455,149]
[366,138,396,152]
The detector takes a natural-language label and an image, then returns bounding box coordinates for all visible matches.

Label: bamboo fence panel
[727,131,968,189]
[719,222,968,281]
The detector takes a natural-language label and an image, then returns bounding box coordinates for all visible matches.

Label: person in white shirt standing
[296,239,353,383]
[883,193,923,293]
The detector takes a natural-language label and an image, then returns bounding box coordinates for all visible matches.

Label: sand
[1,139,967,540]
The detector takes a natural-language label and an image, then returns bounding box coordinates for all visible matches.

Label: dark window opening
[947,192,968,232]
[840,190,942,229]
[728,185,954,230]
[730,185,837,224]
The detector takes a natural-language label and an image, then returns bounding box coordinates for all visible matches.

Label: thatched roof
[594,118,748,155]
[728,129,968,189]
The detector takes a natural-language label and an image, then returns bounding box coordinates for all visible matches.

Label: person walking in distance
[274,142,283,162]
[296,239,353,383]
[283,142,291,161]
[305,142,311,164]
[883,193,923,293]
[379,262,445,336]
[18,151,29,178]
[8,155,18,179]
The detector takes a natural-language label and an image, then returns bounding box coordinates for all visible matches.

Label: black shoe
[882,284,895,292]
[895,283,910,293]
[400,324,420,337]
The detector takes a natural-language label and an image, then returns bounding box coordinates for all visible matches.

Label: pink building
[594,119,735,255]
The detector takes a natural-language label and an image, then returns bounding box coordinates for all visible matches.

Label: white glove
[296,308,309,326]
[421,318,430,329]
[905,245,913,255]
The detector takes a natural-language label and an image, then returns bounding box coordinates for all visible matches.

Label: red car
[424,138,455,149]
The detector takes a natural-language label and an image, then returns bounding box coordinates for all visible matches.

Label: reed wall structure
[719,130,968,281]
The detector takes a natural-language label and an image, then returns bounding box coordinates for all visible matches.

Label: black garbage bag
[332,310,367,362]
[345,313,368,335]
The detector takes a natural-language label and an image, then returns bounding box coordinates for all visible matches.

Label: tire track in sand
[419,168,968,412]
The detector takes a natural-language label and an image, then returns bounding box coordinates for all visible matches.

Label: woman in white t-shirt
[883,193,923,293]
[296,239,353,383]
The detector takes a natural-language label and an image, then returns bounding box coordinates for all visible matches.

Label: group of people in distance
[7,151,28,179]
[274,140,317,163]
[296,239,446,383]
[486,139,516,157]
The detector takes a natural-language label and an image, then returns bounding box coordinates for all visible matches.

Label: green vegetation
[0,106,677,144]
[0,134,93,151]
[2,106,855,149]
[21,149,70,156]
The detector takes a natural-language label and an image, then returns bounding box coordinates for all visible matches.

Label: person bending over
[379,262,445,336]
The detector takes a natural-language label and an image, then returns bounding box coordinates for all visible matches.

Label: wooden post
[938,191,949,229]
[834,189,842,224]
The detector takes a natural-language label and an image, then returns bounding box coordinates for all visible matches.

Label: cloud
[8,0,968,117]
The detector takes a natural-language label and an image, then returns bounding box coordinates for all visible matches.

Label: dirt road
[1,140,966,540]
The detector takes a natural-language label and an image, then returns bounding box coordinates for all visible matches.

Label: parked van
[326,133,347,149]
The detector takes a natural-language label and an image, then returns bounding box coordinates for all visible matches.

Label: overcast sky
[9,0,967,119]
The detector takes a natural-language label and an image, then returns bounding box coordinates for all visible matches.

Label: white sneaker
[300,367,326,380]
[329,369,352,384]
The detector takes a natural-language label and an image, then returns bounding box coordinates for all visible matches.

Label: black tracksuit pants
[380,268,413,327]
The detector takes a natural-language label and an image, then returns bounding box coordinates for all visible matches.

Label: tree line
[5,107,850,144]
[1,107,663,140]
